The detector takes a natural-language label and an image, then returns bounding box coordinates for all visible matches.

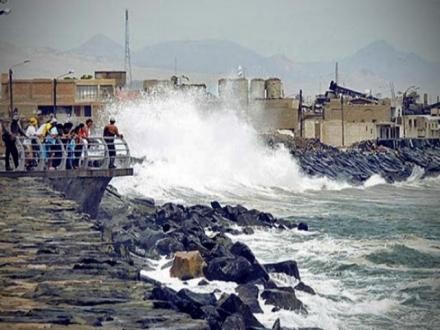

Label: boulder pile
[99,193,314,329]
[263,134,440,184]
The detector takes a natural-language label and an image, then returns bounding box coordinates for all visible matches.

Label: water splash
[108,93,352,204]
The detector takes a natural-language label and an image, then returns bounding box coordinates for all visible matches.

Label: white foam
[108,94,353,205]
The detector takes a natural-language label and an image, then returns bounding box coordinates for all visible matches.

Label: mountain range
[1,35,439,99]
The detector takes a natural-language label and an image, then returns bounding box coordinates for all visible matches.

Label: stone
[170,251,207,280]
[235,284,263,313]
[204,256,254,284]
[261,288,306,313]
[222,313,246,330]
[242,227,254,235]
[294,282,316,295]
[155,237,185,256]
[298,222,309,231]
[264,260,301,280]
[211,201,222,209]
[217,293,265,330]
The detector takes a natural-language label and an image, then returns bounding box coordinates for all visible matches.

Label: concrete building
[403,115,440,138]
[250,98,299,132]
[0,73,117,123]
[302,97,397,147]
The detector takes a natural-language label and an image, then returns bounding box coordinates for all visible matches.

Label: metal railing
[3,135,131,172]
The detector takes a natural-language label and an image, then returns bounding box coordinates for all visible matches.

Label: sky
[0,0,439,62]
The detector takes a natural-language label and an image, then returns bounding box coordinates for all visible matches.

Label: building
[0,72,117,123]
[403,115,440,138]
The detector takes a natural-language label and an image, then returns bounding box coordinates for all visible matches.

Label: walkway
[0,177,207,329]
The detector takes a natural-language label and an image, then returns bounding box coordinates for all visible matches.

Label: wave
[107,94,355,203]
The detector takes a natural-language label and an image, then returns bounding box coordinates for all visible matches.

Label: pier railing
[3,136,131,172]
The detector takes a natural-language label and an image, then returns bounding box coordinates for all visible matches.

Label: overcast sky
[0,0,439,62]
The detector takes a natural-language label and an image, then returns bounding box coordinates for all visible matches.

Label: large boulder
[221,313,246,330]
[294,282,316,295]
[170,251,206,280]
[155,237,184,256]
[264,260,300,280]
[235,284,263,314]
[204,256,254,284]
[261,287,306,313]
[217,293,265,330]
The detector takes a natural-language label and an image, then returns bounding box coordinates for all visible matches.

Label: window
[74,105,81,117]
[100,85,114,99]
[409,119,412,128]
[76,85,98,100]
[84,105,92,117]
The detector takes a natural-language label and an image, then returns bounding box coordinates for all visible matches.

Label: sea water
[109,93,440,329]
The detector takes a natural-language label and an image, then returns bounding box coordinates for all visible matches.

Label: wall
[324,99,391,123]
[321,120,377,147]
[250,98,299,132]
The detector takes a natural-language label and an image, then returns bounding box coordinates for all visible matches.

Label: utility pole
[335,62,339,85]
[8,60,31,118]
[340,94,345,147]
[124,9,132,88]
[298,89,303,138]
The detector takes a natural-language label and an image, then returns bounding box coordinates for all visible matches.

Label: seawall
[0,177,208,329]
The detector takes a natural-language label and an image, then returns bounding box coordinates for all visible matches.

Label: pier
[0,136,134,218]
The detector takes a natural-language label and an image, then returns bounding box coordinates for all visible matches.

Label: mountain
[69,34,124,60]
[1,36,439,98]
[133,39,266,75]
[340,40,440,92]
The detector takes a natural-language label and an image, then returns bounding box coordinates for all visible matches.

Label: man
[103,117,123,169]
[2,112,27,170]
[36,109,44,127]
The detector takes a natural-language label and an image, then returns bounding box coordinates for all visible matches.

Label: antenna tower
[124,9,132,87]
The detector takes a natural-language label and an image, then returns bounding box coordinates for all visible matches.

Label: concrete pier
[0,177,208,329]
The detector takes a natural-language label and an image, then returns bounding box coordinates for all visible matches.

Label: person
[24,117,38,170]
[35,109,44,127]
[103,117,123,168]
[85,119,93,138]
[72,124,84,169]
[2,112,27,171]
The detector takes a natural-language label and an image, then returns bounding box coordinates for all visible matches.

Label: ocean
[110,94,440,329]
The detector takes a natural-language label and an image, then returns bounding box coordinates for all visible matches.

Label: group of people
[1,109,123,171]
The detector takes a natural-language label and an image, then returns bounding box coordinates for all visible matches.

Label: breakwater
[0,177,208,329]
[264,134,440,184]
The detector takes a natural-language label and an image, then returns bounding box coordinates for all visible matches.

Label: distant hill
[133,39,266,75]
[69,34,124,60]
[1,35,439,98]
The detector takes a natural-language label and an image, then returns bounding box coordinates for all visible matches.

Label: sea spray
[107,93,351,204]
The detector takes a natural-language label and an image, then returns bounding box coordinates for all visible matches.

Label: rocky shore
[0,177,314,329]
[264,134,440,184]
[99,186,315,330]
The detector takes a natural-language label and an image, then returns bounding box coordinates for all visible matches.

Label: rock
[211,201,222,209]
[235,284,263,313]
[242,227,255,235]
[170,251,206,280]
[272,318,281,330]
[261,288,306,313]
[294,282,316,295]
[198,279,209,286]
[204,256,254,284]
[217,293,265,330]
[230,241,256,263]
[155,237,185,256]
[222,313,246,330]
[230,241,269,282]
[297,222,309,231]
[264,260,300,280]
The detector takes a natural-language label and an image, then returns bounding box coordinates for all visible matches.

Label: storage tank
[265,78,284,99]
[250,78,265,99]
[218,78,248,104]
